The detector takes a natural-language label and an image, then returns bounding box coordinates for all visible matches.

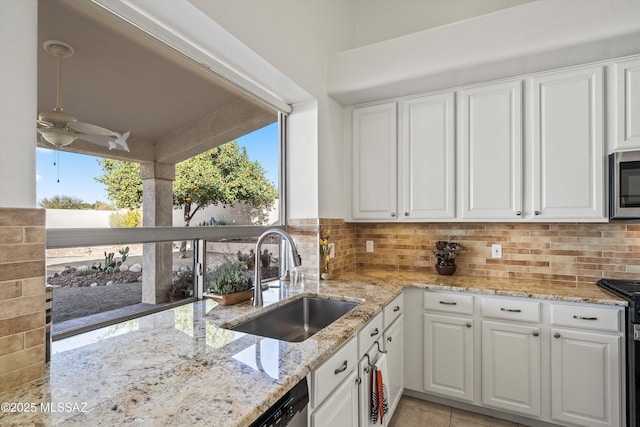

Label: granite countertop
[0,269,625,427]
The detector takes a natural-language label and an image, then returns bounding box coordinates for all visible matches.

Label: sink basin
[229,297,359,342]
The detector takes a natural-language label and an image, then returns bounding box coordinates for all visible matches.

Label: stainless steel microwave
[610,151,640,220]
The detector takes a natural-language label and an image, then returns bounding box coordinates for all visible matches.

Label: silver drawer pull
[334,361,348,375]
[532,331,539,337]
[573,315,598,321]
[439,301,457,305]
[500,308,522,313]
[393,306,400,312]
[554,332,561,338]
[370,328,379,337]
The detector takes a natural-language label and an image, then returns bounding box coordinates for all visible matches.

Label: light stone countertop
[0,269,625,427]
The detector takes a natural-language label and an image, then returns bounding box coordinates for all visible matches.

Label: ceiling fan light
[38,127,78,147]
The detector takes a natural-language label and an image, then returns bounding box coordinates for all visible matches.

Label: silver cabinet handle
[500,308,522,313]
[554,332,561,338]
[404,212,409,216]
[393,306,400,312]
[439,301,457,305]
[534,211,540,215]
[466,323,472,328]
[370,328,379,337]
[516,211,522,216]
[391,212,396,217]
[573,315,598,321]
[532,331,539,337]
[334,361,348,375]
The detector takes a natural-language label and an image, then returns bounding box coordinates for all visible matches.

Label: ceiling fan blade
[37,120,53,129]
[67,121,118,137]
[75,133,115,148]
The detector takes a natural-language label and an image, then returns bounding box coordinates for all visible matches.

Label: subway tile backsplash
[321,220,640,283]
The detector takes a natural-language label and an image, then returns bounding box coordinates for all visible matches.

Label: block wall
[0,208,46,392]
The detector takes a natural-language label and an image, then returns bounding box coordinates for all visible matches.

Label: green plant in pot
[170,267,193,302]
[206,258,254,305]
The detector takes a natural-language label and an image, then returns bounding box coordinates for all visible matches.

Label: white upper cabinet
[614,57,640,150]
[351,102,397,220]
[530,66,605,221]
[459,81,523,220]
[400,93,456,220]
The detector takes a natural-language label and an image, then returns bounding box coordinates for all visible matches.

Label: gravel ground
[52,282,142,323]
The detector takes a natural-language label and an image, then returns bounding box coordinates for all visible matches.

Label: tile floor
[388,396,530,427]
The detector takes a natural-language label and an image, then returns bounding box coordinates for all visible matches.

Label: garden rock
[129,263,142,272]
[119,264,129,272]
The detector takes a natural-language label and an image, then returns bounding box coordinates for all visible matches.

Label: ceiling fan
[37,40,130,152]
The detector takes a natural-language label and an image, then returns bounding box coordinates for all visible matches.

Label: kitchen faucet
[253,228,302,306]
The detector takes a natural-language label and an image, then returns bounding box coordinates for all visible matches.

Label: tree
[96,141,278,226]
[40,195,92,209]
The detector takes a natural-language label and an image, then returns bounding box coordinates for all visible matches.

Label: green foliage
[95,160,143,209]
[91,246,129,273]
[109,210,141,228]
[206,258,253,295]
[96,141,278,226]
[40,195,92,209]
[172,267,194,292]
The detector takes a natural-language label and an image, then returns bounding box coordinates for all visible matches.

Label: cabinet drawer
[384,294,404,329]
[481,297,540,323]
[550,304,620,332]
[424,291,474,315]
[312,336,358,408]
[358,312,383,358]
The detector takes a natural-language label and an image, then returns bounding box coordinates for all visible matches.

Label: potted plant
[260,249,272,268]
[169,267,193,302]
[236,249,255,270]
[205,258,254,305]
[432,238,464,276]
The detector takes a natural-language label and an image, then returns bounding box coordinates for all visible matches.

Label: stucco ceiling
[37,0,275,164]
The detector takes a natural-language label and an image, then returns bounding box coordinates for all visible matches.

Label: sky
[35,122,279,206]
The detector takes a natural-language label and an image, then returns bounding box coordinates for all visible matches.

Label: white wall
[0,0,37,208]
[351,0,533,48]
[189,0,356,219]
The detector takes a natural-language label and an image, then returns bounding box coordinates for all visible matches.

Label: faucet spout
[253,229,302,306]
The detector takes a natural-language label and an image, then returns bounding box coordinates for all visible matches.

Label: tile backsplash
[321,219,640,283]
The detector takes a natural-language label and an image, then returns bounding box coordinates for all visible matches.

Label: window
[42,116,287,338]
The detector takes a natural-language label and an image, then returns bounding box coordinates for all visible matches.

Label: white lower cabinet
[481,320,541,417]
[310,369,359,427]
[404,289,625,427]
[311,297,405,427]
[551,328,621,427]
[423,313,474,401]
[384,314,404,417]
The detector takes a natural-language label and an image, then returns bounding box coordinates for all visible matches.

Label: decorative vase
[435,258,457,276]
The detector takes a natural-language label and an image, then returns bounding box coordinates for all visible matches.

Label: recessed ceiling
[37,0,275,163]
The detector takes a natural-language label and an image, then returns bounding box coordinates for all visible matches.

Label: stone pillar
[140,162,175,304]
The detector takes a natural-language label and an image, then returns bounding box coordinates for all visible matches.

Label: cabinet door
[614,57,640,149]
[481,320,541,417]
[400,93,455,220]
[531,66,605,220]
[423,313,474,402]
[460,80,523,220]
[384,315,404,418]
[551,328,621,427]
[311,369,358,427]
[352,102,397,220]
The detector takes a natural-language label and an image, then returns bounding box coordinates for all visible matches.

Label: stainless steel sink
[229,297,359,342]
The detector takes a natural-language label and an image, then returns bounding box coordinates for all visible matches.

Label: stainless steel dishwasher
[250,378,308,427]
